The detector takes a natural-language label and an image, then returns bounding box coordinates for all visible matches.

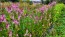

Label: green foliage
[54,3,64,11]
[46,3,65,37]
[53,3,65,22]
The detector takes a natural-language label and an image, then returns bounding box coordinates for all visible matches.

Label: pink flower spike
[17,8,23,14]
[5,6,12,13]
[11,3,19,8]
[18,15,21,20]
[6,23,10,30]
[0,28,2,31]
[35,16,39,20]
[11,3,19,11]
[3,18,7,22]
[13,20,19,25]
[48,1,56,6]
[0,14,6,22]
[19,9,23,14]
[39,7,45,12]
[2,14,7,22]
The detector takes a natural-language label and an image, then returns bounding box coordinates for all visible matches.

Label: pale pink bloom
[16,34,18,37]
[30,15,32,18]
[10,15,14,20]
[51,1,56,6]
[29,34,32,37]
[44,5,48,11]
[8,30,12,37]
[0,16,3,22]
[34,16,39,20]
[40,16,43,20]
[18,15,21,20]
[13,20,19,25]
[24,29,29,36]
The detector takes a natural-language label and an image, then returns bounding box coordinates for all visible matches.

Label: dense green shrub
[46,3,65,37]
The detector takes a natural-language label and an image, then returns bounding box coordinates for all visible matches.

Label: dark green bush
[0,0,19,2]
[57,0,65,4]
[0,0,8,2]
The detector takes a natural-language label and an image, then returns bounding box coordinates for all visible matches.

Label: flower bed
[0,1,65,37]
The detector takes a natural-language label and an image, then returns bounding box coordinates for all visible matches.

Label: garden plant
[0,1,65,37]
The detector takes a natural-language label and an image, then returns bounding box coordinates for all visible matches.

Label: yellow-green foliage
[53,3,65,22]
